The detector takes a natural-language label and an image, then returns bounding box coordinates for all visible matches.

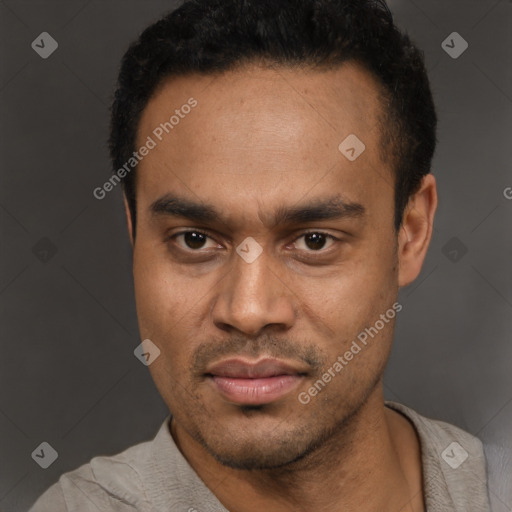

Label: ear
[397,173,438,288]
[123,194,134,248]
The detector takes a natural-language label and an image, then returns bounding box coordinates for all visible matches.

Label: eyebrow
[150,193,366,229]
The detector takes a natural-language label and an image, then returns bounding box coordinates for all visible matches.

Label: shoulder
[385,400,492,512]
[387,400,484,456]
[27,482,68,512]
[27,422,167,512]
[28,414,229,512]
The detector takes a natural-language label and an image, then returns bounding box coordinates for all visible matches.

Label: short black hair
[109,0,437,239]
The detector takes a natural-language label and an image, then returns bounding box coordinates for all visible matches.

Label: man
[29,0,491,510]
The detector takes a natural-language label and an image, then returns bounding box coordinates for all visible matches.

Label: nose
[211,244,296,336]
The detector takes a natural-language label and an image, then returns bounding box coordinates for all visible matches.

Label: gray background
[0,0,510,511]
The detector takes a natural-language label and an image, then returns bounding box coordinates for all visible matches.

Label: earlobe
[123,195,134,248]
[398,173,438,288]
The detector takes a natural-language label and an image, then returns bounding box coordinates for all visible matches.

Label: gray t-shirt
[28,401,492,511]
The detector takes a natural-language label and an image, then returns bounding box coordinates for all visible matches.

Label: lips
[206,358,304,378]
[205,358,306,405]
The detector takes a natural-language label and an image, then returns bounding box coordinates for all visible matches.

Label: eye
[167,229,339,255]
[291,231,338,252]
[172,230,220,251]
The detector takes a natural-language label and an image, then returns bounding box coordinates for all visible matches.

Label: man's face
[131,62,401,469]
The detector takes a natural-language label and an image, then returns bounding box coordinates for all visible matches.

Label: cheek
[314,254,395,312]
[132,252,200,404]
[132,246,188,342]
[132,244,216,374]
[299,246,397,349]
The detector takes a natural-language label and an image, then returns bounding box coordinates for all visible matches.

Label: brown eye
[305,233,328,250]
[293,232,337,252]
[172,230,219,251]
[182,231,208,249]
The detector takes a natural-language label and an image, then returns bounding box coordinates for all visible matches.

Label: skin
[125,61,437,512]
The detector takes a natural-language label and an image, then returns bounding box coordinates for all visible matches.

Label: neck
[170,386,424,512]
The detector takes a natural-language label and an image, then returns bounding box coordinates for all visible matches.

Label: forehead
[134,62,392,226]
[138,61,384,145]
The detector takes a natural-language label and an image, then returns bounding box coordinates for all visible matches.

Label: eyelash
[166,229,339,254]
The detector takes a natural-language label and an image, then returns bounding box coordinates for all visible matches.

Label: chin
[206,438,313,470]
[194,415,327,471]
